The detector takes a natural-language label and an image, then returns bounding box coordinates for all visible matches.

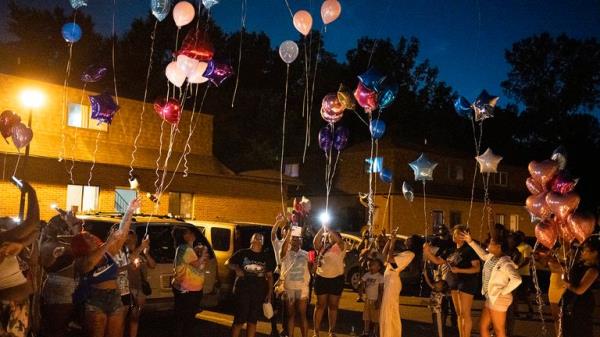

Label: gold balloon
[337,83,356,110]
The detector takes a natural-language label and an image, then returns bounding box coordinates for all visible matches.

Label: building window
[115,188,137,213]
[509,214,519,231]
[284,163,300,177]
[168,192,193,218]
[67,184,99,213]
[211,227,231,251]
[450,211,462,226]
[495,214,505,225]
[431,210,444,227]
[67,103,108,131]
[492,171,508,186]
[448,165,464,181]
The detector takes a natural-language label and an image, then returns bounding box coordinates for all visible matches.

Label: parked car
[79,214,219,310]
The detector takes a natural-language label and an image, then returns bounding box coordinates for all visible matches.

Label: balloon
[0,110,21,139]
[409,153,438,182]
[10,122,33,150]
[176,54,200,77]
[535,220,558,249]
[475,148,503,173]
[173,1,195,27]
[366,157,383,173]
[369,119,386,139]
[377,79,398,109]
[454,96,472,115]
[526,192,551,219]
[526,177,544,195]
[551,146,568,170]
[358,68,386,92]
[187,62,209,84]
[337,84,356,110]
[546,192,580,221]
[89,92,120,125]
[62,23,82,43]
[557,220,576,244]
[279,40,299,64]
[320,107,343,125]
[567,212,596,244]
[333,125,349,151]
[81,65,108,83]
[321,93,344,122]
[165,61,186,87]
[320,0,341,24]
[528,160,559,188]
[473,90,499,122]
[202,0,219,9]
[293,10,313,36]
[151,0,172,21]
[202,60,233,86]
[178,28,214,62]
[154,97,182,125]
[353,82,378,112]
[550,172,577,195]
[70,0,87,9]
[380,168,393,184]
[318,126,333,152]
[402,181,414,202]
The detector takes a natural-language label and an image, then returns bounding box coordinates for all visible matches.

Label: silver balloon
[151,0,172,22]
[402,181,414,202]
[475,148,503,173]
[202,0,220,9]
[551,146,567,170]
[408,153,438,181]
[279,40,299,64]
[70,0,87,9]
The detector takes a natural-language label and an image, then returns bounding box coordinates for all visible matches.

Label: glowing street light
[20,89,45,109]
[318,211,331,226]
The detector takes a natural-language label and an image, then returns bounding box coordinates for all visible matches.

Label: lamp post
[18,89,44,219]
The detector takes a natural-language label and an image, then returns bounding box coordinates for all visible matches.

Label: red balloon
[178,28,214,62]
[550,172,577,194]
[526,192,551,219]
[154,97,182,125]
[545,191,580,221]
[353,82,378,112]
[535,220,558,249]
[528,160,559,188]
[567,212,596,244]
[0,110,21,139]
[526,177,544,195]
[11,122,33,149]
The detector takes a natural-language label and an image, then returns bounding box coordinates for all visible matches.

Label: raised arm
[107,197,141,254]
[313,227,324,251]
[271,214,285,242]
[327,230,345,251]
[423,243,446,265]
[0,181,39,243]
[280,228,292,262]
[462,232,491,261]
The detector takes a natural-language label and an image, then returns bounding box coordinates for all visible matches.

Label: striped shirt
[482,256,500,295]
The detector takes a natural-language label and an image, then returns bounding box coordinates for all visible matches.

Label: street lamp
[18,88,45,218]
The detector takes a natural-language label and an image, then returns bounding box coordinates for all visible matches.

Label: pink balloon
[567,212,596,244]
[321,93,344,114]
[535,219,558,249]
[321,0,341,25]
[176,54,200,77]
[293,10,313,36]
[173,1,195,27]
[187,61,209,84]
[550,172,577,194]
[165,61,186,87]
[353,82,378,112]
[154,97,182,125]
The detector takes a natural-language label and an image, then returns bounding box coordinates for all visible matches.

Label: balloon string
[282,0,294,18]
[111,0,119,104]
[154,120,166,193]
[12,152,22,178]
[302,37,310,163]
[422,180,428,239]
[230,0,247,108]
[2,151,7,180]
[530,246,548,337]
[280,65,290,215]
[156,125,178,197]
[366,0,393,69]
[479,172,492,241]
[129,20,158,179]
[367,116,375,233]
[466,117,484,228]
[87,130,102,187]
[60,42,74,183]
[381,183,393,229]
[351,109,369,127]
[182,84,201,177]
[66,83,87,184]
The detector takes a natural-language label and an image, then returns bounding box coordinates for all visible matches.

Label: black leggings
[173,287,203,337]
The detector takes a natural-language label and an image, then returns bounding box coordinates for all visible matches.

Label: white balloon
[202,0,219,9]
[177,54,200,77]
[187,61,209,83]
[165,61,186,87]
[172,1,195,27]
[279,40,299,64]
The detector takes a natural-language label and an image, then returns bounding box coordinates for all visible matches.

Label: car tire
[348,267,362,291]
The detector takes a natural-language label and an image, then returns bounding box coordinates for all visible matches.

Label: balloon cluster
[318,124,348,153]
[352,68,398,113]
[0,110,33,150]
[292,0,341,36]
[454,90,499,122]
[526,148,594,249]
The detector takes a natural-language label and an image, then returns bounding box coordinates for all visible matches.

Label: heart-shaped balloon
[550,172,577,195]
[525,177,544,195]
[353,82,378,113]
[0,110,22,139]
[567,212,596,244]
[528,160,559,188]
[11,122,33,149]
[153,97,182,125]
[535,219,558,249]
[557,220,576,245]
[525,192,551,219]
[545,191,580,221]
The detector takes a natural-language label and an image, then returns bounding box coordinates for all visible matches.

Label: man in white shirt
[270,214,289,337]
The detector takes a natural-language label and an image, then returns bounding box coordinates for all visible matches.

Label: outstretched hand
[128,197,142,212]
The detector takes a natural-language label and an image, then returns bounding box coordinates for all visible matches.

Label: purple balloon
[81,65,108,83]
[333,125,349,151]
[202,60,233,86]
[318,125,333,152]
[89,92,120,125]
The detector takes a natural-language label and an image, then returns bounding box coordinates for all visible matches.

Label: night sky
[1,0,599,108]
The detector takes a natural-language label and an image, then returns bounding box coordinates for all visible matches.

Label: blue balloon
[62,23,82,43]
[454,96,471,114]
[369,119,386,139]
[380,168,393,183]
[358,67,386,92]
[365,157,383,173]
[378,80,398,109]
[151,0,173,22]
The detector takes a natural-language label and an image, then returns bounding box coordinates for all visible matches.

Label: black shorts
[233,284,266,325]
[314,275,345,296]
[451,276,479,296]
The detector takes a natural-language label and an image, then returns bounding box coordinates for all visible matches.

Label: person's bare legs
[327,295,341,335]
[489,309,507,337]
[550,303,561,336]
[458,292,474,337]
[106,308,126,337]
[451,291,463,337]
[232,323,244,337]
[85,310,108,337]
[479,306,492,337]
[313,295,327,336]
[287,298,297,337]
[129,305,141,337]
[298,298,309,337]
[247,323,257,337]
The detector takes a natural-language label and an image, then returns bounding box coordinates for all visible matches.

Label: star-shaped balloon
[475,148,503,173]
[409,153,438,181]
[454,96,472,116]
[70,0,87,9]
[81,65,108,83]
[89,92,120,125]
[202,60,233,86]
[358,67,386,92]
[473,90,499,122]
[202,0,219,9]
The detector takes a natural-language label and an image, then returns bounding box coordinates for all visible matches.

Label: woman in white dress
[379,228,415,337]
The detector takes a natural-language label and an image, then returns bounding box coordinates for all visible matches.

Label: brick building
[0,73,297,223]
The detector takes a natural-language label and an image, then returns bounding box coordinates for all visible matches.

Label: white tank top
[316,243,346,278]
[0,256,27,290]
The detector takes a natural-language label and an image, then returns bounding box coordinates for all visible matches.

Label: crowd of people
[1,181,599,337]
